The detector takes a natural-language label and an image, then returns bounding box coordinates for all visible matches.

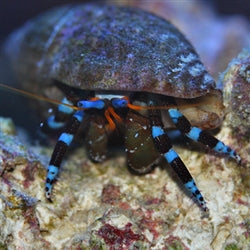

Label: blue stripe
[196,193,203,201]
[45,183,52,190]
[58,97,74,114]
[184,179,207,210]
[187,127,202,141]
[168,109,182,123]
[214,140,241,163]
[184,179,197,193]
[164,149,178,163]
[152,126,164,138]
[47,165,59,179]
[58,133,73,146]
[214,141,228,154]
[73,110,85,122]
[47,115,65,129]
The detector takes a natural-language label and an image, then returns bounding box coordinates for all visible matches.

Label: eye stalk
[111,98,129,109]
[77,99,105,109]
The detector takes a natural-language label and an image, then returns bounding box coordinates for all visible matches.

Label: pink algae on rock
[0,118,50,248]
[101,183,122,205]
[97,223,143,250]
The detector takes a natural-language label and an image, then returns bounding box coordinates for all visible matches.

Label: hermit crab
[5,4,241,212]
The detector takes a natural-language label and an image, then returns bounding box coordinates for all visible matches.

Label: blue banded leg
[45,109,84,200]
[45,98,105,200]
[42,97,75,131]
[150,109,208,211]
[168,109,241,163]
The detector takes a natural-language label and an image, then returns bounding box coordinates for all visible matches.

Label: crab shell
[5,4,224,129]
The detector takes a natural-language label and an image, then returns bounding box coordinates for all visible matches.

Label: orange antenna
[0,83,208,112]
[127,102,206,111]
[123,96,206,111]
[0,83,79,111]
[127,103,177,110]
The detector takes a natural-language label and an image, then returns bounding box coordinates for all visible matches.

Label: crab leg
[45,99,105,200]
[45,109,85,200]
[43,97,75,131]
[149,109,208,212]
[168,109,241,163]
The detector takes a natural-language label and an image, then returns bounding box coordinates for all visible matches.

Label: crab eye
[112,98,128,108]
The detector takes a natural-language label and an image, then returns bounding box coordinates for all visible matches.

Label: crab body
[5,4,240,211]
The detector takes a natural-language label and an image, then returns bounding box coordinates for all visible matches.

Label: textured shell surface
[6,3,217,99]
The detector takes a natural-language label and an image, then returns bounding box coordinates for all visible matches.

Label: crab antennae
[0,83,79,111]
[127,102,209,111]
[0,83,208,111]
[127,103,176,110]
[122,96,208,111]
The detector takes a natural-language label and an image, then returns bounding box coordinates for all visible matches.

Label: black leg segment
[168,108,241,163]
[45,110,85,200]
[150,109,208,211]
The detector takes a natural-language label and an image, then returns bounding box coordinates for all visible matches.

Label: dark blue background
[0,0,249,41]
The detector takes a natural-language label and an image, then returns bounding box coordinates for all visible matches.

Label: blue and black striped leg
[168,109,241,163]
[45,109,84,200]
[149,109,208,211]
[45,98,105,200]
[42,97,75,131]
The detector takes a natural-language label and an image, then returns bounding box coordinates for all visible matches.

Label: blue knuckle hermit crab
[5,4,241,212]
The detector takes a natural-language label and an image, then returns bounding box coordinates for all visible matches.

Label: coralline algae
[222,48,250,135]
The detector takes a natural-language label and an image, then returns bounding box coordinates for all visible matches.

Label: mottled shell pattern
[5,4,224,129]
